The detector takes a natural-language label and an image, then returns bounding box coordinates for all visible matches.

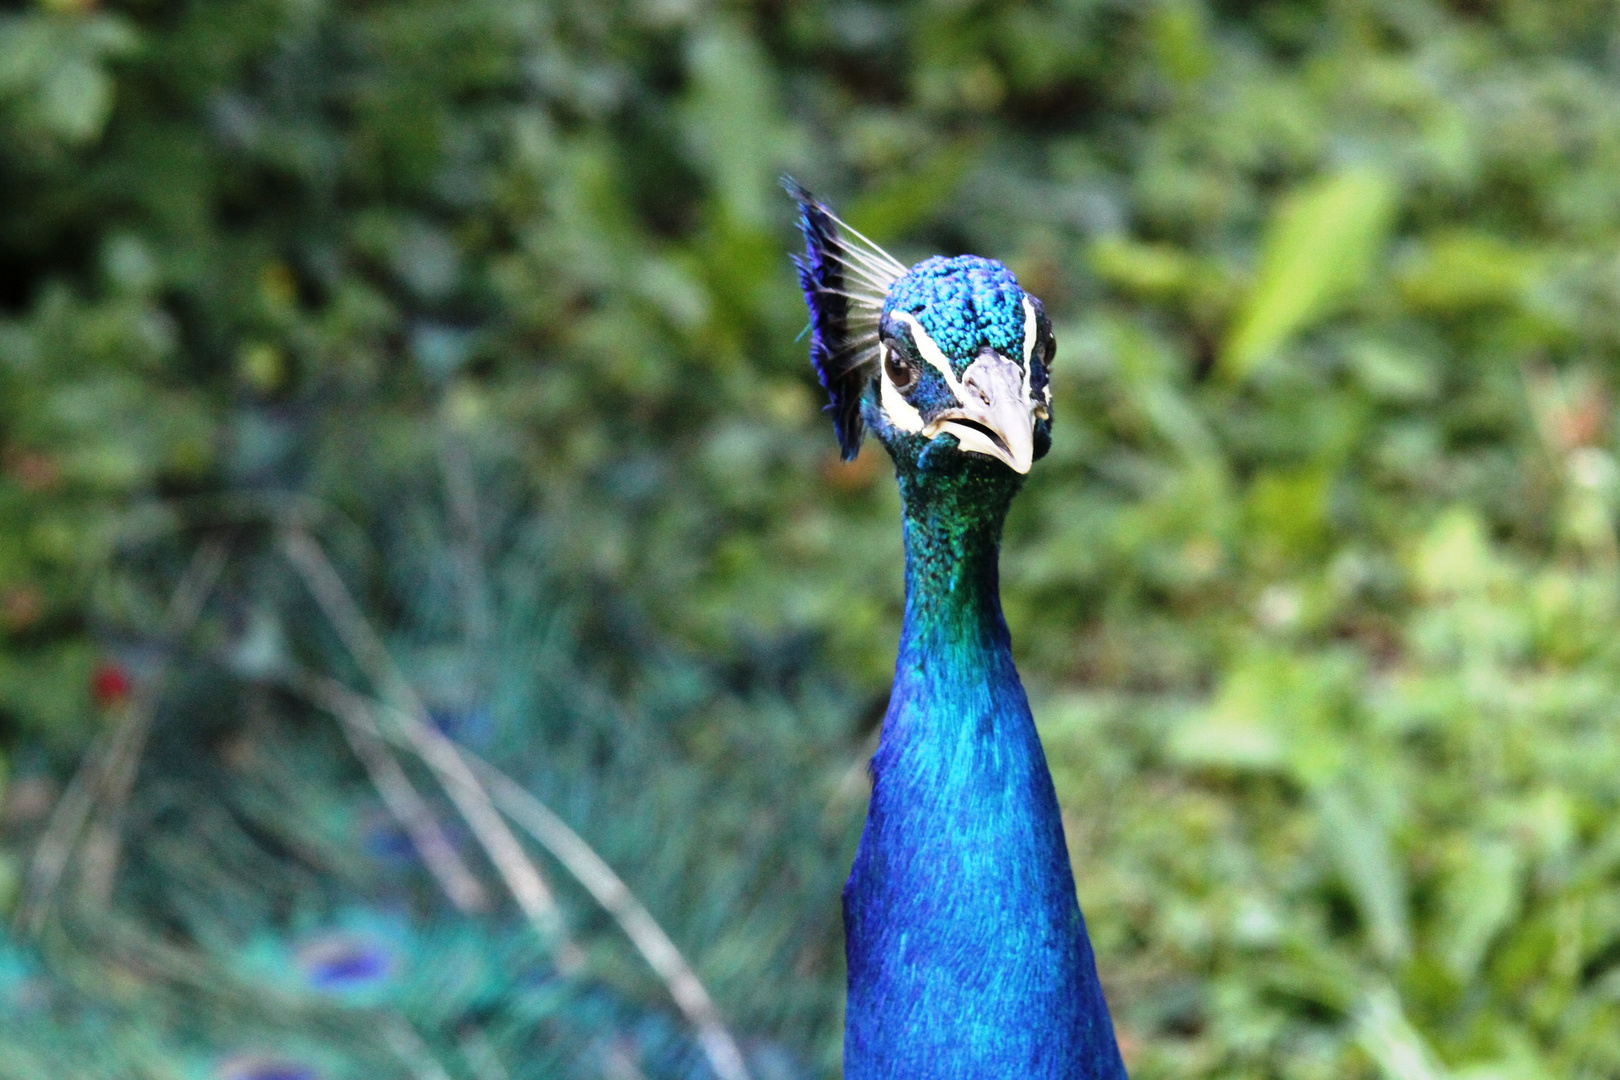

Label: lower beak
[927,352,1036,474]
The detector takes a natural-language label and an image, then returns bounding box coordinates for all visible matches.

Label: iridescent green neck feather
[895,435,1017,654]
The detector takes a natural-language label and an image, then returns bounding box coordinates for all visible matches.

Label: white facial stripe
[881,310,1046,438]
[894,313,966,396]
[1023,295,1054,409]
[1022,296,1037,368]
[880,355,925,433]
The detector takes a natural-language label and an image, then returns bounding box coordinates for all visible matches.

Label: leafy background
[4,0,1620,1077]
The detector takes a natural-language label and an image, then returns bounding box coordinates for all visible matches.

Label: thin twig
[465,756,751,1080]
[19,540,229,933]
[270,671,752,1080]
[437,422,494,656]
[298,669,581,967]
[278,527,580,968]
[81,539,229,904]
[16,739,105,934]
[211,637,491,916]
[324,687,490,913]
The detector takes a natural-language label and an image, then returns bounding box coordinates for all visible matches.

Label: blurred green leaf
[683,16,786,229]
[1319,783,1411,965]
[1356,984,1450,1080]
[1147,0,1214,85]
[1169,648,1356,785]
[1222,168,1398,380]
[1438,838,1520,981]
[1397,232,1542,313]
[845,139,981,244]
[0,13,135,144]
[37,58,111,143]
[1088,236,1199,298]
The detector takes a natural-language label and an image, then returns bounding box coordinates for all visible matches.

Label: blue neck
[841,459,1127,1080]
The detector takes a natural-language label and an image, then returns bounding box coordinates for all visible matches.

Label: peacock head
[786,179,1053,481]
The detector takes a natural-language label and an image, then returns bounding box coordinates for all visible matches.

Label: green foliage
[1222,168,1397,381]
[8,0,1620,1077]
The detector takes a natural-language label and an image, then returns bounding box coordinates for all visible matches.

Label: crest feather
[783,177,904,460]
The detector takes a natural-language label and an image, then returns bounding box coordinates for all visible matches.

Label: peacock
[786,179,1128,1080]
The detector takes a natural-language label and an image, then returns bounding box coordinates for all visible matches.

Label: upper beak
[926,351,1037,474]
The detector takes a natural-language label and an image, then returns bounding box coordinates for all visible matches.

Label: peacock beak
[928,351,1037,474]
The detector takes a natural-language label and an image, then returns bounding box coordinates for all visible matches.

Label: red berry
[91,663,132,708]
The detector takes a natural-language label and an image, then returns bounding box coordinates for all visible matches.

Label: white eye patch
[1021,295,1051,410]
[880,343,925,433]
[879,318,961,435]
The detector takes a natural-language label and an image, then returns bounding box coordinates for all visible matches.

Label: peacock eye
[884,346,917,393]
